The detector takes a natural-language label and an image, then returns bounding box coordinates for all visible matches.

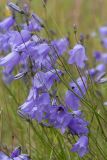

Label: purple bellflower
[23,13,43,32]
[10,146,21,158]
[31,42,50,67]
[0,152,11,160]
[0,146,30,160]
[0,32,11,53]
[65,77,87,110]
[33,69,62,90]
[68,116,88,136]
[71,136,89,157]
[101,38,107,48]
[0,16,15,31]
[68,44,88,68]
[19,86,50,122]
[9,30,31,48]
[0,51,20,74]
[99,26,107,39]
[46,105,72,133]
[51,37,69,55]
[93,51,101,61]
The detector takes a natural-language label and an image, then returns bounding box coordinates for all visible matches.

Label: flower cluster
[86,26,107,85]
[0,2,89,158]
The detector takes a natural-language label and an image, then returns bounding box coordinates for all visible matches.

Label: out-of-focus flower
[8,2,24,14]
[23,13,43,32]
[9,30,31,48]
[0,51,20,74]
[93,51,101,61]
[96,63,105,73]
[0,16,15,31]
[68,44,88,68]
[51,37,69,55]
[0,32,10,52]
[71,136,89,157]
[0,151,11,160]
[99,26,107,38]
[100,53,107,64]
[101,38,107,48]
[0,146,30,160]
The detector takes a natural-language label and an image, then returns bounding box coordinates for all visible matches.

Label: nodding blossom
[23,13,43,32]
[65,77,87,110]
[0,16,15,31]
[71,136,89,157]
[99,26,107,39]
[51,37,69,55]
[68,44,88,68]
[99,26,107,48]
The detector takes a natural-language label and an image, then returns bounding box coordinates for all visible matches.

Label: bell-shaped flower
[23,13,43,32]
[19,87,50,122]
[0,16,15,31]
[71,136,89,157]
[9,30,31,48]
[65,77,87,110]
[51,37,69,55]
[68,116,88,136]
[0,32,11,52]
[68,44,88,68]
[99,26,107,39]
[33,69,62,90]
[46,105,72,133]
[0,51,20,75]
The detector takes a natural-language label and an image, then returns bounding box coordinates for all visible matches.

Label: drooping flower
[0,32,11,52]
[0,16,15,31]
[68,116,88,136]
[33,69,62,90]
[68,44,88,68]
[100,53,107,64]
[65,77,87,110]
[93,51,101,61]
[71,136,89,157]
[19,86,50,122]
[51,37,69,55]
[0,51,20,74]
[31,42,50,67]
[0,151,11,160]
[96,63,105,73]
[9,30,31,48]
[99,26,107,39]
[23,13,43,32]
[86,68,96,77]
[46,105,72,133]
[101,38,107,48]
[8,2,24,14]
